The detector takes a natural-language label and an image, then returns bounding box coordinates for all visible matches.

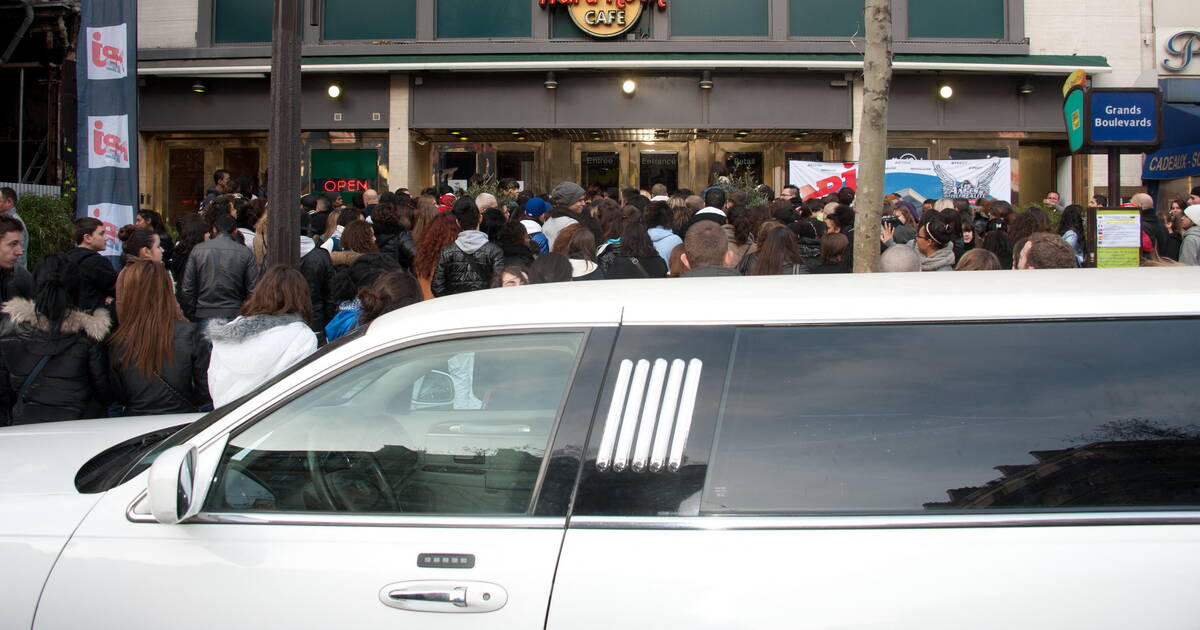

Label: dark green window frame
[670,0,770,38]
[907,0,1007,39]
[789,0,864,38]
[436,0,532,39]
[323,0,417,41]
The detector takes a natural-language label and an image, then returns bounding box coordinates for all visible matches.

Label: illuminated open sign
[314,178,373,193]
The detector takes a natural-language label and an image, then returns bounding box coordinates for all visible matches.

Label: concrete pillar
[387,73,413,190]
[546,137,573,189]
[849,77,864,161]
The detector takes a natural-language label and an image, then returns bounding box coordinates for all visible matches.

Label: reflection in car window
[703,320,1200,514]
[115,328,368,488]
[206,332,583,515]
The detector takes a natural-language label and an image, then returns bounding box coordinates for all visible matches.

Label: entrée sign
[539,0,668,39]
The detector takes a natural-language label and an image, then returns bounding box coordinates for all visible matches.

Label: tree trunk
[852,0,893,273]
[266,0,301,269]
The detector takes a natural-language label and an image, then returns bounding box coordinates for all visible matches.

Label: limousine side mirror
[147,445,203,524]
[412,369,455,409]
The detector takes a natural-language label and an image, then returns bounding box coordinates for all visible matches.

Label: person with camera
[881,216,957,272]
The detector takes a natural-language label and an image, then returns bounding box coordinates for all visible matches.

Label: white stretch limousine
[4,268,1200,630]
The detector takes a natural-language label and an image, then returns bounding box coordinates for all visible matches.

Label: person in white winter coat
[207,264,318,408]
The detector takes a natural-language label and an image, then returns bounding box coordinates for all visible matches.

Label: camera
[881,215,901,227]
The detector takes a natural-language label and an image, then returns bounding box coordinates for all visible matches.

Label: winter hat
[525,197,550,218]
[520,219,543,235]
[550,181,586,207]
[1184,205,1200,226]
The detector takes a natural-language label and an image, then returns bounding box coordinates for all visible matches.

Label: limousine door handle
[379,581,508,613]
[389,586,467,607]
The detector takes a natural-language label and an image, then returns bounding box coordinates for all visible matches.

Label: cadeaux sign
[788,158,1012,203]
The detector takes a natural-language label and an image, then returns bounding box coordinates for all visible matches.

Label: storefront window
[908,0,1005,39]
[640,152,679,193]
[725,152,764,184]
[790,0,863,37]
[949,148,1009,160]
[583,152,621,194]
[889,147,930,160]
[437,0,531,39]
[311,149,380,205]
[670,0,769,37]
[168,149,205,218]
[438,151,478,191]
[497,152,535,188]
[324,0,415,40]
[213,0,272,43]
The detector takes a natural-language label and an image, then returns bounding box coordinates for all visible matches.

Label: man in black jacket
[0,216,31,302]
[180,214,258,321]
[431,201,504,297]
[64,217,118,312]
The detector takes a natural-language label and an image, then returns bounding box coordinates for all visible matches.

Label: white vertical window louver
[595,357,703,474]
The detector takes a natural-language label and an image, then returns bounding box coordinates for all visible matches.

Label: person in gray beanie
[543,181,586,251]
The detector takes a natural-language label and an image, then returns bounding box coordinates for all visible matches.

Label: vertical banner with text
[76,0,138,258]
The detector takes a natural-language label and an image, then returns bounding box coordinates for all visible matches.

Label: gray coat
[181,234,259,319]
[1180,226,1200,266]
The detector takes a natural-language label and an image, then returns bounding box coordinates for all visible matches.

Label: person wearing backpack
[431,198,504,297]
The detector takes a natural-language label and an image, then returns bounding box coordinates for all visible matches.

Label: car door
[35,328,614,630]
[548,320,1200,629]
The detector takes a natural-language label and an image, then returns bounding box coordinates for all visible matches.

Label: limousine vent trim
[596,357,702,474]
[568,513,1200,530]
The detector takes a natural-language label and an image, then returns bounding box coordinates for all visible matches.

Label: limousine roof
[369,267,1200,338]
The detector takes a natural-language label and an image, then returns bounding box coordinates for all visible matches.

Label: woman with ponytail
[0,255,113,424]
[118,225,165,267]
[109,260,211,415]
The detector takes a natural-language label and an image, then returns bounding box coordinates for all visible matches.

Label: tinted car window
[703,320,1200,514]
[206,332,583,514]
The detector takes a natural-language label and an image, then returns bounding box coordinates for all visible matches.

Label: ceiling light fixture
[544,71,559,89]
[699,70,714,90]
[621,78,637,95]
[327,83,343,99]
[937,83,954,100]
[191,81,206,94]
[1017,79,1035,95]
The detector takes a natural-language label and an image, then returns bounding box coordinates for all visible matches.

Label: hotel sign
[1159,30,1200,75]
[540,0,668,39]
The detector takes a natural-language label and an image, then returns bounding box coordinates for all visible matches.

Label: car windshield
[107,329,367,489]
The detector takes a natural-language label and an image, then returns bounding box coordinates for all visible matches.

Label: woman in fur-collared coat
[0,255,113,425]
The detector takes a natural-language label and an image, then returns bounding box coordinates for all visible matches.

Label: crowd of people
[0,173,1197,425]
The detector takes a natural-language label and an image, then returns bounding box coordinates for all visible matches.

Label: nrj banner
[788,158,1012,204]
[76,0,138,258]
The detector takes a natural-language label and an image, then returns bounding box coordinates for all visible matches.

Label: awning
[137,53,1111,77]
[1142,103,1200,180]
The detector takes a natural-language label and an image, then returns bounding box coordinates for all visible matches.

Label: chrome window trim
[620,314,1200,328]
[569,513,1200,530]
[129,501,565,528]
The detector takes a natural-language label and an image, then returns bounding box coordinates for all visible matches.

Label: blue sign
[1086,90,1161,145]
[1143,142,1200,180]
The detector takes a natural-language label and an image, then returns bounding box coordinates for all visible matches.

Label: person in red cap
[437,193,456,213]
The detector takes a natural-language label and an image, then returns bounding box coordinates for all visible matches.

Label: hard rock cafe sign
[539,0,669,39]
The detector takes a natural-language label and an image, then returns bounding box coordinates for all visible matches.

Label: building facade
[136,0,1148,218]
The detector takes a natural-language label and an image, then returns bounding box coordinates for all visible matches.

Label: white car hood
[0,414,201,497]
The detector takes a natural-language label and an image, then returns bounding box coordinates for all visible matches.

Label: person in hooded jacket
[207,265,318,408]
[496,221,536,268]
[645,200,683,265]
[431,199,505,297]
[324,254,400,342]
[553,224,605,281]
[0,255,113,424]
[108,260,211,415]
[1177,206,1200,266]
[790,219,823,269]
[881,216,957,272]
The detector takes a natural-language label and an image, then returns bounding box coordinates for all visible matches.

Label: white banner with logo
[788,158,1012,204]
[76,1,137,258]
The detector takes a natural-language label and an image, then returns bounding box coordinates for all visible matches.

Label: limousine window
[702,320,1200,514]
[206,332,583,515]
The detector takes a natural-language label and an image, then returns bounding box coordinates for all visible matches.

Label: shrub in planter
[15,195,75,272]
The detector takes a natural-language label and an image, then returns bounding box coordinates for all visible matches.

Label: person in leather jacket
[180,214,259,321]
[108,261,211,415]
[431,199,505,297]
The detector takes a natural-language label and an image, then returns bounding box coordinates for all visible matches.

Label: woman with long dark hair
[373,202,418,271]
[0,254,113,423]
[170,213,210,287]
[749,226,809,276]
[206,264,317,408]
[552,225,605,281]
[136,209,174,267]
[413,213,461,299]
[109,260,211,415]
[1058,204,1087,266]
